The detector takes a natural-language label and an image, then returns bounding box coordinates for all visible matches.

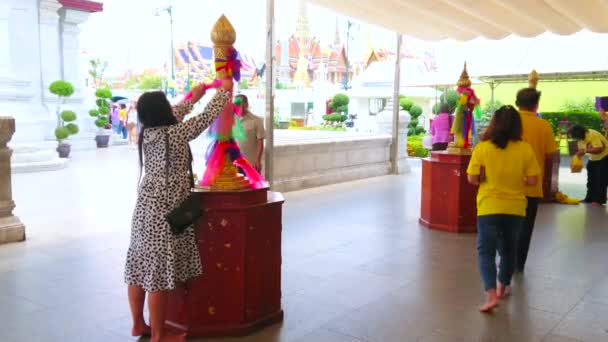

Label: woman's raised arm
[170,89,231,141]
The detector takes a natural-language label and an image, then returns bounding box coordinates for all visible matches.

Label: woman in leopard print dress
[125,82,231,342]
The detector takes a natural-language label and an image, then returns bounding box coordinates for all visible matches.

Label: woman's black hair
[136,91,177,171]
[568,125,587,140]
[482,105,522,149]
[439,102,451,114]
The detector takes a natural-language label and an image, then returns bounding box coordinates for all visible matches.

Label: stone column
[59,7,90,105]
[58,7,96,148]
[0,1,12,77]
[39,0,63,112]
[376,98,411,173]
[0,117,25,244]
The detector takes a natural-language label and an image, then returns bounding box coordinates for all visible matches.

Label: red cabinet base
[543,151,560,202]
[166,188,284,338]
[419,152,478,233]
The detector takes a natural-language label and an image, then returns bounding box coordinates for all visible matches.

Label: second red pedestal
[419,151,478,233]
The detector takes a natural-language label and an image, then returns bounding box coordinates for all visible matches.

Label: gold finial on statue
[528,69,539,89]
[210,14,236,47]
[457,62,471,88]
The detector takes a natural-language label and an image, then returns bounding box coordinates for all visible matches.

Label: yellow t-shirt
[467,140,541,217]
[119,109,127,122]
[519,110,558,198]
[577,129,608,161]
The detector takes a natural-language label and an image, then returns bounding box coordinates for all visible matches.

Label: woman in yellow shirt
[467,105,540,313]
[569,125,608,206]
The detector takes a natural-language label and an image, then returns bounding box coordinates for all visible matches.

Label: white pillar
[58,7,95,149]
[389,33,410,174]
[264,0,275,187]
[39,0,63,109]
[2,0,51,144]
[0,1,12,77]
[59,7,89,105]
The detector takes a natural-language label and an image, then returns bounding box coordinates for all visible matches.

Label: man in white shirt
[236,94,265,172]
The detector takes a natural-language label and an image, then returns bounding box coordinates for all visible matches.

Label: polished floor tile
[1,148,606,341]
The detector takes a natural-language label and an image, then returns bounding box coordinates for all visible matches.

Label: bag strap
[187,146,195,189]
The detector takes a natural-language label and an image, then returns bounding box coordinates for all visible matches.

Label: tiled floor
[2,147,607,342]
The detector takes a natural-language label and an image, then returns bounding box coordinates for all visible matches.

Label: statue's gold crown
[528,69,539,88]
[210,15,236,46]
[457,62,471,88]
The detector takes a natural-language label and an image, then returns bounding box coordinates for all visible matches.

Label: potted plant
[89,87,113,148]
[49,80,79,158]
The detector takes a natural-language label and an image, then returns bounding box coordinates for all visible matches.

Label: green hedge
[540,112,603,135]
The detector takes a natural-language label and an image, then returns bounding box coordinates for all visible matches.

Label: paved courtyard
[1,146,607,341]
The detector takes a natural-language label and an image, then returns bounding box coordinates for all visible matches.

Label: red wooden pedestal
[166,188,284,338]
[543,151,560,202]
[419,151,478,233]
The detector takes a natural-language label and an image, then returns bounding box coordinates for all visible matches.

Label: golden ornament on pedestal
[457,62,472,88]
[528,69,539,89]
[446,142,473,155]
[206,15,250,191]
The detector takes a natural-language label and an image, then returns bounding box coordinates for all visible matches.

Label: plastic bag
[571,155,583,173]
[422,135,433,149]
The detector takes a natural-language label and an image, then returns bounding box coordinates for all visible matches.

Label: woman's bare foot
[497,283,511,299]
[591,202,604,207]
[131,322,151,337]
[480,289,499,313]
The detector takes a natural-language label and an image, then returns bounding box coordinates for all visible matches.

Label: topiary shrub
[399,96,414,111]
[409,105,423,117]
[54,126,70,141]
[66,123,79,134]
[49,80,75,98]
[60,110,77,122]
[432,102,441,114]
[407,103,425,136]
[49,80,78,143]
[90,87,112,129]
[329,93,350,115]
[440,89,459,113]
[95,88,112,99]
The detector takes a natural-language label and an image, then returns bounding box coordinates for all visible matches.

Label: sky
[80,0,608,78]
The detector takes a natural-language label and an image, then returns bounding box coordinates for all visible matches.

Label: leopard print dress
[125,89,231,292]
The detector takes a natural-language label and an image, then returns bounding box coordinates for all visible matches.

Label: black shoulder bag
[164,132,202,235]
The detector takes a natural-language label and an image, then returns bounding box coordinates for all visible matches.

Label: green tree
[138,75,163,90]
[88,58,108,88]
[560,98,596,113]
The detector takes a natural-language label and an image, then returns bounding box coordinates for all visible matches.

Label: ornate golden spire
[210,15,236,47]
[528,69,539,89]
[457,62,471,88]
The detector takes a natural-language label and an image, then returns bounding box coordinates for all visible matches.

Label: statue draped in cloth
[451,63,482,149]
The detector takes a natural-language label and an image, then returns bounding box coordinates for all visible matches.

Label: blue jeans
[477,215,523,291]
[119,122,128,139]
